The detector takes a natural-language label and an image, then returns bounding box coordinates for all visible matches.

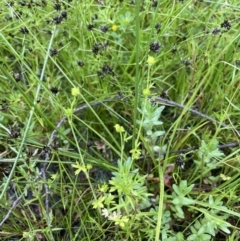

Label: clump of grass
[0,0,240,240]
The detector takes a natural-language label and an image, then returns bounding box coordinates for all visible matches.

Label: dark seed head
[50,87,59,94]
[61,11,67,19]
[20,27,29,34]
[100,25,109,33]
[182,59,191,67]
[102,65,113,75]
[150,42,161,53]
[77,60,84,67]
[50,48,58,56]
[53,16,63,24]
[212,28,221,35]
[175,155,184,169]
[220,20,231,30]
[87,24,94,31]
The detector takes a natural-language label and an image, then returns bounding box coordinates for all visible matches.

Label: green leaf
[172,183,180,195]
[219,225,231,234]
[172,197,181,205]
[197,139,224,164]
[181,197,195,205]
[173,180,194,196]
[175,206,184,219]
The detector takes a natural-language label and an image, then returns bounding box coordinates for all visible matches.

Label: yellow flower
[147,56,155,65]
[86,164,93,170]
[111,24,118,31]
[71,87,80,96]
[114,124,125,133]
[142,88,151,96]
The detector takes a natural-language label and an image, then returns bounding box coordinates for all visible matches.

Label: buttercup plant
[137,99,166,155]
[191,138,225,185]
[92,156,152,231]
[89,125,152,233]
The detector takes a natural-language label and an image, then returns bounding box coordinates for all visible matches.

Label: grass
[0,0,240,240]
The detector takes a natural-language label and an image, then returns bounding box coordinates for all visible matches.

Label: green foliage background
[0,0,240,240]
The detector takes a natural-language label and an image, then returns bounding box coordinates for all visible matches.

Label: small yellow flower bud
[111,24,118,31]
[142,88,151,96]
[71,87,80,96]
[147,56,155,65]
[114,124,125,133]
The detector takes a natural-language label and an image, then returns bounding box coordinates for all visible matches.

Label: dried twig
[154,96,240,136]
[138,141,239,161]
[137,97,240,160]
